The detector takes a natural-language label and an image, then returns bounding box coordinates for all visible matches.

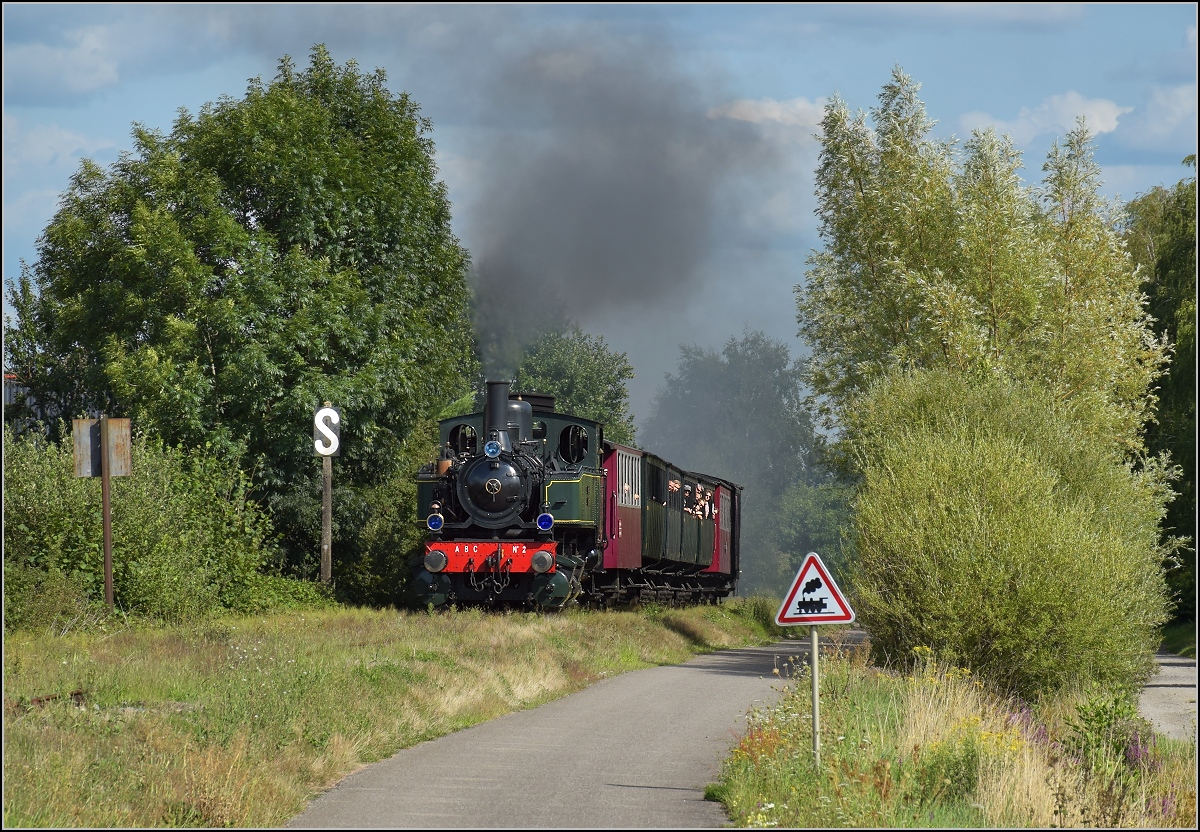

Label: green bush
[2,562,107,635]
[909,732,981,806]
[846,370,1173,698]
[3,424,325,627]
[1065,686,1152,776]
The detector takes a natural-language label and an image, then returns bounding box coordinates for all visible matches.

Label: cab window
[558,424,588,464]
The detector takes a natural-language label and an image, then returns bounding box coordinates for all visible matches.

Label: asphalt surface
[286,633,1196,829]
[1138,649,1198,743]
[287,638,820,829]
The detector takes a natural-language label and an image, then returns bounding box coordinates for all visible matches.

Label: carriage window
[448,424,477,455]
[558,424,588,464]
[617,450,641,508]
[532,420,547,440]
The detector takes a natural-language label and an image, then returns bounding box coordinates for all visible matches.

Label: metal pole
[321,453,332,583]
[811,625,820,771]
[100,415,113,613]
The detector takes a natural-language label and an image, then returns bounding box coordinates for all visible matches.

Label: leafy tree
[1124,156,1197,621]
[641,329,831,591]
[5,46,476,581]
[796,68,1166,453]
[512,326,637,445]
[796,68,1178,691]
[774,477,854,579]
[846,369,1171,698]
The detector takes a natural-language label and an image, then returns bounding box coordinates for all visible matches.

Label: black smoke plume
[467,29,775,378]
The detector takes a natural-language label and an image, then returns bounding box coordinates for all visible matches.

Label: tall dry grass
[3,599,778,827]
[713,643,1197,828]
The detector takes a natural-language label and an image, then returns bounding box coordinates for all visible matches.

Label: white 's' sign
[313,406,342,456]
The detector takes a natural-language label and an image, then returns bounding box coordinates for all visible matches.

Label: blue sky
[3,3,1196,421]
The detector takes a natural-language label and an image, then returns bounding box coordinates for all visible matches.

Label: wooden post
[321,453,332,584]
[100,415,114,612]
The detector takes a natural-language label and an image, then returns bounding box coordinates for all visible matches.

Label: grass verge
[2,598,780,827]
[1161,620,1197,659]
[710,639,1197,828]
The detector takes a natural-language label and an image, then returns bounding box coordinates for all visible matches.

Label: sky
[3,3,1197,427]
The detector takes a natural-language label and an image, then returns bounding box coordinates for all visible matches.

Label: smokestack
[485,380,512,451]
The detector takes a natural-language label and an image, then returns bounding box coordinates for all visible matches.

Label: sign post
[313,403,341,584]
[775,552,855,772]
[74,416,131,612]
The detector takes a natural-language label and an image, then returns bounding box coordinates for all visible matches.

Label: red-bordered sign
[776,552,855,626]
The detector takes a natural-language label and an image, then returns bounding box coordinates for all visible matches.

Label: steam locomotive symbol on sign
[792,577,828,615]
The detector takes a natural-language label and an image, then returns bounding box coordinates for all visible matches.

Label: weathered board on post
[73,417,131,612]
[73,418,131,477]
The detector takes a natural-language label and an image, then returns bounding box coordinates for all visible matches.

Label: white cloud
[1100,162,1196,202]
[1117,83,1198,150]
[959,91,1132,145]
[709,96,826,130]
[3,25,121,98]
[2,187,63,236]
[2,114,115,174]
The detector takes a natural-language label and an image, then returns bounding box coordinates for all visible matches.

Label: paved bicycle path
[286,634,1195,829]
[287,639,811,829]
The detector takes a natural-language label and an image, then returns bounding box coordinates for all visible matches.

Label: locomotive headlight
[483,440,502,458]
[423,550,448,573]
[531,550,555,574]
[426,513,445,532]
[536,513,555,532]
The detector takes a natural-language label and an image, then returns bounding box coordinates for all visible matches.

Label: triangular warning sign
[776,552,855,626]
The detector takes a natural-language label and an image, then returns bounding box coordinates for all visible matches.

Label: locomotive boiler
[413,381,741,609]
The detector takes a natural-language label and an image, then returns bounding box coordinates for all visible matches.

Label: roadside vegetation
[2,598,782,828]
[5,602,1191,829]
[698,68,1198,830]
[3,424,331,629]
[710,638,1197,829]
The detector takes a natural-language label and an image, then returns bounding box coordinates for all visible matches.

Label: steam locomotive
[413,380,741,609]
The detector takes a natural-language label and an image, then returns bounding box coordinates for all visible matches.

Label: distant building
[3,371,48,427]
[3,372,18,408]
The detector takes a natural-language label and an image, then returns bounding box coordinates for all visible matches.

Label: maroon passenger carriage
[596,443,741,605]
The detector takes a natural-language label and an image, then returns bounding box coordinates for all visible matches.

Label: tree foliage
[846,370,1172,698]
[796,68,1166,454]
[1124,155,1197,620]
[641,329,830,591]
[5,46,476,579]
[512,326,637,445]
[796,69,1179,690]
